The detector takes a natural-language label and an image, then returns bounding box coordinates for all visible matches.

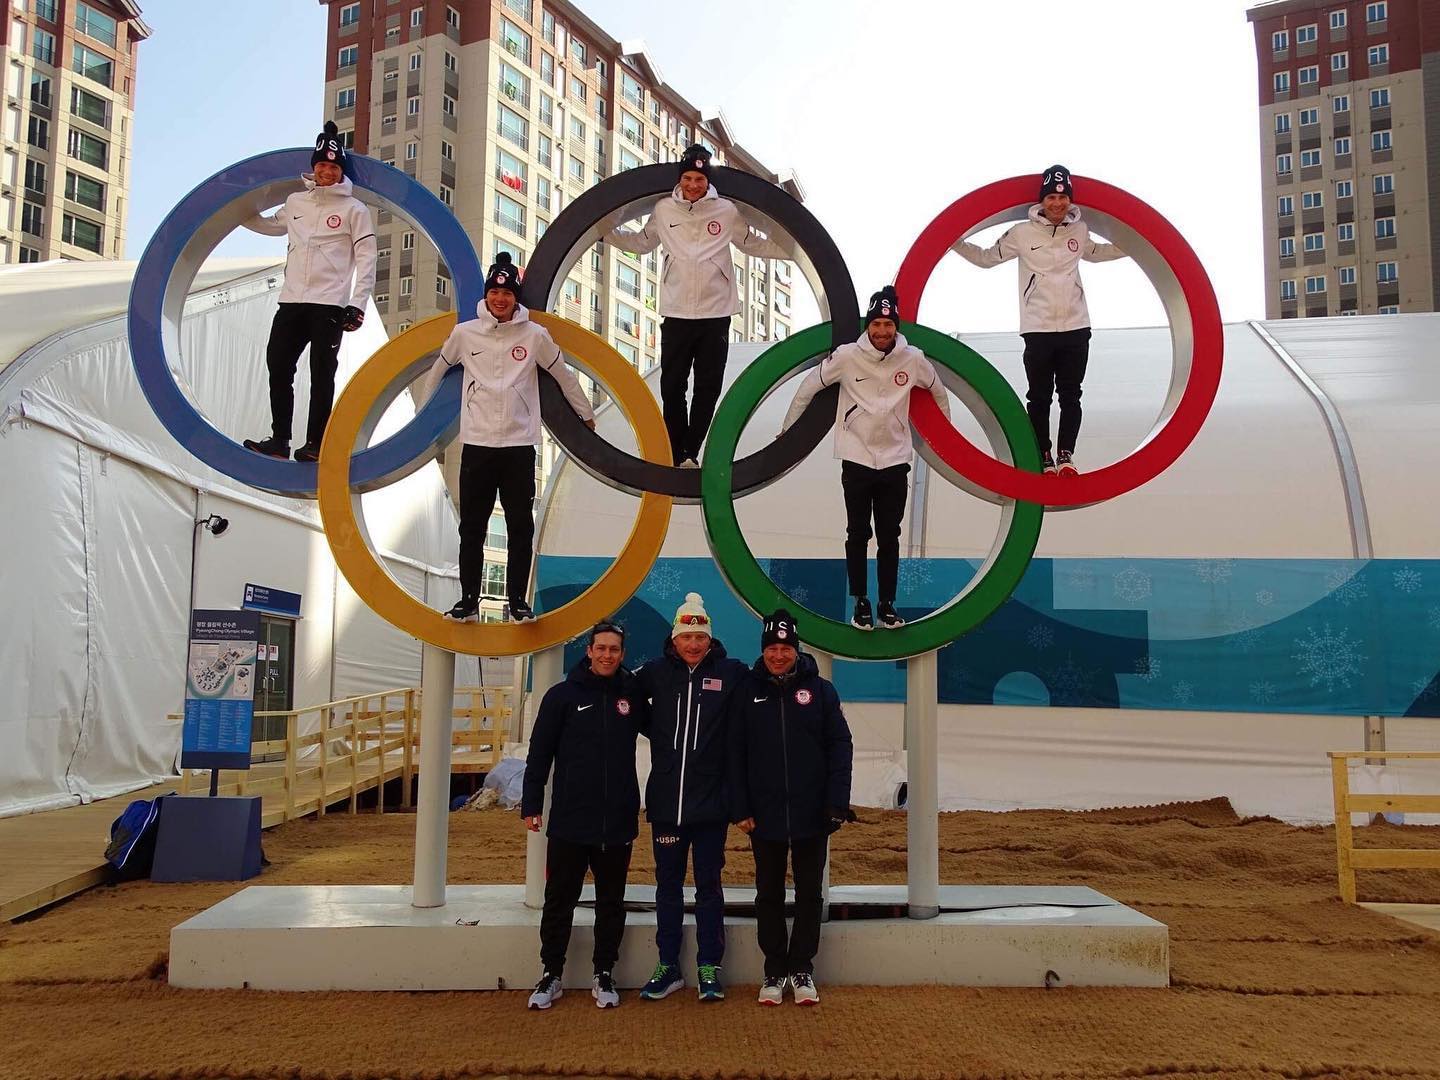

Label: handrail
[1328,750,1440,902]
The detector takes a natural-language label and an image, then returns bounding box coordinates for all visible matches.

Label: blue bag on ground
[104,795,167,880]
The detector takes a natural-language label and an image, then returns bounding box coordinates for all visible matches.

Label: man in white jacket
[606,145,786,467]
[782,287,950,630]
[243,122,377,463]
[423,253,596,623]
[954,165,1126,476]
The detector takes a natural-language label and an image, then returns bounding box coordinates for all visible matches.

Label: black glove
[827,806,857,834]
[340,305,365,331]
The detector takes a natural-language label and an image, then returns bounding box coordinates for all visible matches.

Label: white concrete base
[169,884,1167,991]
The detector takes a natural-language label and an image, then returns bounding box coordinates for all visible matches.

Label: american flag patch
[702,678,722,691]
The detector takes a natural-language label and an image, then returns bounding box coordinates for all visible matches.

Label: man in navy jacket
[729,609,854,1006]
[521,621,645,1010]
[632,592,748,1002]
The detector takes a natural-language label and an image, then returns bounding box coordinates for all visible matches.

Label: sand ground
[3,798,1440,1080]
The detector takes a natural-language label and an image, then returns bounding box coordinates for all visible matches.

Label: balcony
[494,209,526,237]
[499,78,530,108]
[502,37,529,65]
[616,279,640,300]
[496,121,529,152]
[495,164,528,196]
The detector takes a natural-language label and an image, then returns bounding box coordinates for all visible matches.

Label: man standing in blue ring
[781,286,951,632]
[953,165,1127,477]
[606,145,787,468]
[522,620,646,1010]
[243,121,377,463]
[729,609,854,1006]
[632,592,748,1002]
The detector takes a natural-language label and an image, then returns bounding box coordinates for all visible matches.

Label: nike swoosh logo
[1030,245,1044,250]
[854,376,869,382]
[668,223,681,228]
[576,704,593,712]
[753,696,767,703]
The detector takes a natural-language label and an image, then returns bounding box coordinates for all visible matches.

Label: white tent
[0,259,467,817]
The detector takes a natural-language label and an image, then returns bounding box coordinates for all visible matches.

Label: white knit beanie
[671,592,713,639]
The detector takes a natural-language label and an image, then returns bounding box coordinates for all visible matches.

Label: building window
[1377,305,1398,314]
[404,140,417,161]
[1302,190,1323,209]
[1298,65,1319,85]
[1339,266,1356,285]
[436,275,449,296]
[27,115,48,149]
[1375,217,1395,239]
[30,73,52,109]
[1296,24,1318,45]
[537,132,553,170]
[24,159,46,195]
[621,70,644,109]
[1274,113,1291,134]
[1331,51,1348,72]
[442,94,456,117]
[616,262,640,299]
[1334,136,1351,156]
[337,87,356,110]
[1280,237,1296,257]
[18,246,42,264]
[497,147,526,192]
[563,279,581,306]
[1370,86,1390,107]
[1276,152,1293,174]
[61,212,102,253]
[65,170,104,211]
[1334,94,1350,113]
[446,6,459,30]
[495,191,526,236]
[1367,1,1387,20]
[1277,194,1294,216]
[1299,107,1318,125]
[1299,148,1321,168]
[410,7,422,27]
[400,275,414,296]
[497,104,528,149]
[21,202,43,236]
[1336,179,1353,198]
[440,139,454,161]
[1303,232,1325,252]
[1274,71,1290,93]
[374,292,389,307]
[619,146,642,172]
[1368,44,1388,65]
[340,2,360,27]
[72,44,112,87]
[339,45,358,68]
[1280,279,1297,301]
[569,74,587,103]
[1305,275,1326,294]
[1377,262,1398,282]
[402,231,415,250]
[615,301,639,336]
[408,52,421,72]
[569,155,584,181]
[439,184,453,206]
[537,175,551,212]
[1372,130,1392,151]
[445,51,458,73]
[1330,9,1347,29]
[1272,29,1289,52]
[32,27,55,64]
[500,17,530,63]
[570,37,586,66]
[1337,222,1354,242]
[1373,173,1393,195]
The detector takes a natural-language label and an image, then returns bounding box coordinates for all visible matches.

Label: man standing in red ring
[781,286,951,631]
[243,121,377,463]
[606,145,787,468]
[421,253,595,624]
[953,165,1127,476]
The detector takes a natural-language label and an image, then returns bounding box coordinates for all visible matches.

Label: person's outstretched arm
[780,351,843,432]
[418,325,463,404]
[918,356,952,420]
[604,207,663,255]
[1083,234,1128,262]
[734,220,789,261]
[952,224,1022,269]
[244,206,289,237]
[538,340,597,428]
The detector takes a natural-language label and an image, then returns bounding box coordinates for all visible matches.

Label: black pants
[652,821,727,967]
[1021,328,1091,456]
[841,461,910,601]
[751,834,827,979]
[539,837,633,976]
[659,316,730,462]
[458,444,535,605]
[266,302,345,447]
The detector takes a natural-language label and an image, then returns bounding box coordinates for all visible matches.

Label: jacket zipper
[600,688,609,850]
[676,673,694,825]
[779,692,791,838]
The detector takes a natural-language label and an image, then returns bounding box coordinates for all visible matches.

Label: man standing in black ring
[782,286,950,631]
[606,145,787,468]
[953,165,1127,477]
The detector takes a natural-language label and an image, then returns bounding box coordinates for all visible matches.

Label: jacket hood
[854,329,909,362]
[302,174,355,198]
[470,301,532,330]
[567,656,631,689]
[751,650,820,684]
[670,182,721,207]
[661,634,730,664]
[1029,203,1081,228]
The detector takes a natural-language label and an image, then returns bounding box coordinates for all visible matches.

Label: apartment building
[1246,0,1440,316]
[1,0,147,265]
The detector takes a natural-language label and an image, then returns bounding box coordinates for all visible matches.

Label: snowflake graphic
[1192,559,1234,584]
[1026,623,1056,651]
[1225,626,1263,654]
[1172,680,1195,705]
[1133,655,1162,682]
[1393,566,1423,594]
[1044,655,1092,703]
[1324,567,1369,608]
[1249,680,1279,705]
[1411,676,1439,703]
[897,560,934,595]
[1293,623,1365,692]
[1430,606,1440,632]
[647,563,684,601]
[789,586,811,606]
[1112,567,1152,604]
[1255,589,1276,607]
[1064,566,1096,591]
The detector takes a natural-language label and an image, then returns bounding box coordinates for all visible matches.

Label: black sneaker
[444,595,479,622]
[1041,451,1057,475]
[850,597,873,631]
[877,600,905,628]
[509,600,536,622]
[242,436,289,459]
[293,443,321,463]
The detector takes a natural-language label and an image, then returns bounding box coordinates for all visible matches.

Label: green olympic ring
[700,321,1044,661]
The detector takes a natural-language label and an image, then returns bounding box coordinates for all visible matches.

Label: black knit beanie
[1039,164,1074,201]
[312,120,349,175]
[485,252,522,299]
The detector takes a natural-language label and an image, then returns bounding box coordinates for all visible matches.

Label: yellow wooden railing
[1329,750,1440,903]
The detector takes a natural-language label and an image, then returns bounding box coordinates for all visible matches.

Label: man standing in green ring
[781,286,951,631]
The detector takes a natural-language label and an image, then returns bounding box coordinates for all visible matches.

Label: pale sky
[127,0,1266,334]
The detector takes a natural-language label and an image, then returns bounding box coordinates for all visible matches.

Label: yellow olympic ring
[316,311,674,656]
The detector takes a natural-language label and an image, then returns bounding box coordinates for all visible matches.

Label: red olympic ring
[896,175,1223,507]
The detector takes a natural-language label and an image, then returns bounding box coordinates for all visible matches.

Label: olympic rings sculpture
[131,157,1222,660]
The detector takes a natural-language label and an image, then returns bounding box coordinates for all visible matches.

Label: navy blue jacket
[633,636,749,827]
[522,659,645,847]
[727,652,853,843]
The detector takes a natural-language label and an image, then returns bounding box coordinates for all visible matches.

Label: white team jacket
[782,331,951,471]
[605,183,787,320]
[954,204,1125,333]
[423,303,594,449]
[247,175,378,310]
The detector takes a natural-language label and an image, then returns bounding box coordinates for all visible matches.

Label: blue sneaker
[639,961,684,1000]
[697,963,724,1002]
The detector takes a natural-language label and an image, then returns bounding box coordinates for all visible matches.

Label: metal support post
[412,644,456,908]
[905,649,939,919]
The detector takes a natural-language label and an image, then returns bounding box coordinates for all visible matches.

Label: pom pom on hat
[671,592,713,638]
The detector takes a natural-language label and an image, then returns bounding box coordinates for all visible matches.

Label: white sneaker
[527,971,563,1009]
[679,458,700,468]
[757,975,786,1006]
[592,971,619,1008]
[790,971,819,1005]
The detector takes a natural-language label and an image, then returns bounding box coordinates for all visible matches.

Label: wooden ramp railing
[1329,750,1440,903]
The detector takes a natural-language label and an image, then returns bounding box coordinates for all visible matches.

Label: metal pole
[811,649,834,919]
[905,650,939,919]
[412,643,456,908]
[525,644,565,909]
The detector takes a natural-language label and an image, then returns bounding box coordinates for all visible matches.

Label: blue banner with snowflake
[535,556,1440,718]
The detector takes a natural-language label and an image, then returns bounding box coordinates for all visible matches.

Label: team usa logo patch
[707,220,722,236]
[1068,237,1080,252]
[794,688,813,706]
[326,214,343,229]
[702,677,723,691]
[616,698,631,716]
[894,371,909,386]
[511,345,528,361]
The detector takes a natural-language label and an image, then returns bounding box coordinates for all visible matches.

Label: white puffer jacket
[423,304,594,449]
[782,331,951,471]
[954,204,1125,333]
[605,183,787,320]
[247,175,378,310]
